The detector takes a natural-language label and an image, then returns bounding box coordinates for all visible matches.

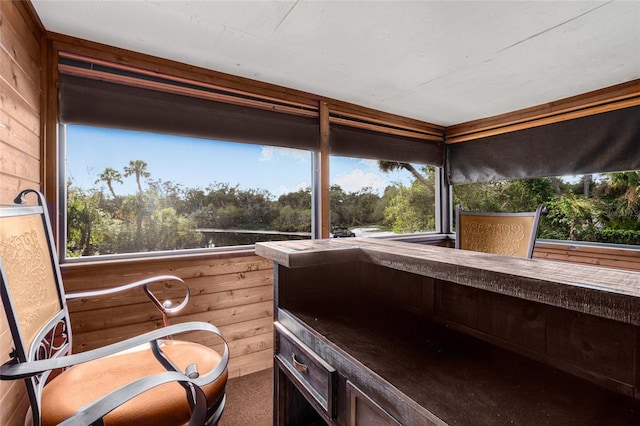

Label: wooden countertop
[255,238,640,325]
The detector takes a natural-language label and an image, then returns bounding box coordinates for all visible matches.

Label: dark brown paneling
[547,309,636,386]
[477,291,547,354]
[436,281,638,397]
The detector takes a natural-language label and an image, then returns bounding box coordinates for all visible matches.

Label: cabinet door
[276,323,337,420]
[347,381,401,426]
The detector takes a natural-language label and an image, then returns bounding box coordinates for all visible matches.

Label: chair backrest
[0,190,72,421]
[455,204,544,258]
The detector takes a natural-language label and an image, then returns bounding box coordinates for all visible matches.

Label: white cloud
[273,182,309,197]
[259,146,310,163]
[357,158,379,169]
[335,169,386,194]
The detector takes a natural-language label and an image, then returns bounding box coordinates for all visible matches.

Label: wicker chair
[455,204,544,258]
[0,190,228,426]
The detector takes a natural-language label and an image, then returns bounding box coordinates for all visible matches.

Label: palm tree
[95,167,122,198]
[609,171,640,218]
[124,160,151,194]
[582,174,592,197]
[377,161,431,187]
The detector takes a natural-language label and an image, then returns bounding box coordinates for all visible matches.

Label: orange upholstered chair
[455,204,544,258]
[0,190,228,425]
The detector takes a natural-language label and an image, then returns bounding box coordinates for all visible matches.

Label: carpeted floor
[220,368,273,426]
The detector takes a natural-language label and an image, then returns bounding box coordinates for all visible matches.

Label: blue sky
[66,125,420,198]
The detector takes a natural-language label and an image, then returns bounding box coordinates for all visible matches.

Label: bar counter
[257,238,640,325]
[256,238,640,425]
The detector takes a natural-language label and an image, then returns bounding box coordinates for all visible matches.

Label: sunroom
[1,1,639,425]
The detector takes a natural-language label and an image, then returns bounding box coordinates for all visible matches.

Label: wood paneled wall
[0,1,638,424]
[533,241,640,273]
[1,1,43,425]
[61,251,274,379]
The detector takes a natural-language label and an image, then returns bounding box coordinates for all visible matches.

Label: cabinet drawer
[275,322,337,419]
[347,381,402,426]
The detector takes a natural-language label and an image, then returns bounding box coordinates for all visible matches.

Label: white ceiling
[31,1,640,126]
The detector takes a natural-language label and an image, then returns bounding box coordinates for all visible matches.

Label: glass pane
[65,125,312,257]
[329,156,437,238]
[453,173,640,245]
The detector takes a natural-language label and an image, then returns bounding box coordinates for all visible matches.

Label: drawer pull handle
[292,353,308,374]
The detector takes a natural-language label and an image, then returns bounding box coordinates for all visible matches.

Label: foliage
[538,196,604,241]
[68,159,639,257]
[453,178,556,213]
[383,182,436,233]
[456,173,640,245]
[330,185,385,228]
[592,229,640,245]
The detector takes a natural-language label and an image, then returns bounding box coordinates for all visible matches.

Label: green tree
[276,188,312,232]
[273,205,311,232]
[377,164,436,232]
[454,181,510,213]
[95,167,122,198]
[145,207,201,250]
[330,185,350,227]
[347,187,383,226]
[500,178,556,212]
[603,171,640,227]
[278,188,311,210]
[383,183,436,233]
[378,161,431,186]
[124,160,151,194]
[540,195,604,241]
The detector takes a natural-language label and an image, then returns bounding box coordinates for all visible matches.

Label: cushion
[41,340,227,426]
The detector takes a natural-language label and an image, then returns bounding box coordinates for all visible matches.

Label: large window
[64,125,312,258]
[57,58,445,258]
[329,156,438,237]
[453,172,640,245]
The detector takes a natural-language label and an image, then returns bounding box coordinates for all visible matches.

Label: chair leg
[206,393,226,425]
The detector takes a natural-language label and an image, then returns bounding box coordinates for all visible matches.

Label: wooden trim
[42,39,59,246]
[48,33,442,135]
[326,103,444,137]
[320,102,331,239]
[58,64,318,119]
[532,240,640,273]
[61,248,257,271]
[447,79,640,143]
[329,116,444,142]
[49,32,320,108]
[58,51,318,114]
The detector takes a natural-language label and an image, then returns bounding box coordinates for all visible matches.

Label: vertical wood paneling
[0,2,43,425]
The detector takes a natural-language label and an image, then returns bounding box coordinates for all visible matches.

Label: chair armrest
[1,322,228,381]
[65,275,190,317]
[59,370,209,426]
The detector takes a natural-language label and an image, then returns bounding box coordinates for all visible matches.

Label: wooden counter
[256,238,640,425]
[257,238,640,325]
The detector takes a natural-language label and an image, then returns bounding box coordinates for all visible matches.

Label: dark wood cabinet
[347,381,401,426]
[275,323,337,423]
[259,239,640,425]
